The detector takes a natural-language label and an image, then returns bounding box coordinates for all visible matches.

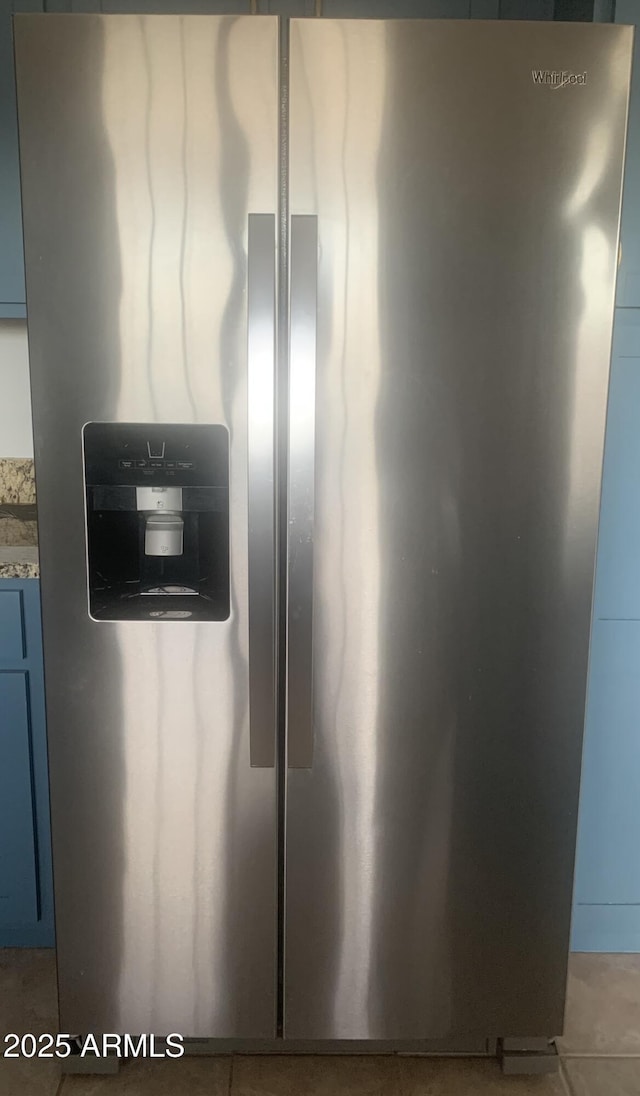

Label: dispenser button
[150,459,164,468]
[136,485,183,512]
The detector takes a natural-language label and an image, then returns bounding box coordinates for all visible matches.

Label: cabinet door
[0,0,40,316]
[575,621,640,905]
[0,580,54,947]
[616,0,640,307]
[0,672,38,925]
[574,310,640,948]
[593,311,640,620]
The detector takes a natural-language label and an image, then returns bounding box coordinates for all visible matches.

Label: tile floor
[1,950,639,1095]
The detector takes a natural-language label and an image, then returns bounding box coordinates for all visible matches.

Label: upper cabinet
[0,1,40,319]
[314,1,556,15]
[46,1,269,11]
[46,1,320,11]
[617,0,640,307]
[321,1,485,15]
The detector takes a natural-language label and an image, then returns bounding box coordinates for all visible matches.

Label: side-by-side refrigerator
[14,13,632,1049]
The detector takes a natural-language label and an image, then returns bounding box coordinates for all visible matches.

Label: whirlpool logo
[532,69,587,89]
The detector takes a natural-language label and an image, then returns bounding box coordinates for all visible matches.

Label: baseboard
[571,903,640,951]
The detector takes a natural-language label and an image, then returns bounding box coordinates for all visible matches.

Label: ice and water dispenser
[83,423,229,621]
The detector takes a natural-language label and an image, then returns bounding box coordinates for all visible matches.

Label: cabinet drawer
[0,590,25,662]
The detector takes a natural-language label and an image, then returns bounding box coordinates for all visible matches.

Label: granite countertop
[0,503,39,578]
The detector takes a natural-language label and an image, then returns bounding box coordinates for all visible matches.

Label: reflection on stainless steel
[562,31,633,583]
[15,13,279,1036]
[287,215,318,770]
[248,213,277,769]
[285,18,633,1040]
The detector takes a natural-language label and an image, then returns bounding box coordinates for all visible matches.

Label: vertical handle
[248,214,276,768]
[287,215,318,769]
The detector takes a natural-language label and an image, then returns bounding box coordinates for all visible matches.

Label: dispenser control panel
[84,422,228,488]
[118,458,195,472]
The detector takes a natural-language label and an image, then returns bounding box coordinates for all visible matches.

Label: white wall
[0,321,33,457]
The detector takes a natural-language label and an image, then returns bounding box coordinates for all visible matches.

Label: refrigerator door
[286,19,632,1040]
[15,13,279,1037]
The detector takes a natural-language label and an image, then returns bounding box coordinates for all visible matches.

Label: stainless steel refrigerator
[14,12,633,1052]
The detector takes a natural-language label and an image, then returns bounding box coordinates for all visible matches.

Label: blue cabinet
[0,579,54,946]
[616,0,640,308]
[46,1,259,12]
[0,0,40,318]
[575,622,640,907]
[571,2,640,953]
[592,312,640,620]
[573,310,640,950]
[297,1,556,17]
[573,621,640,951]
[0,673,39,924]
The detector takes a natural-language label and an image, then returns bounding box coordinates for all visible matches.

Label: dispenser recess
[83,423,230,621]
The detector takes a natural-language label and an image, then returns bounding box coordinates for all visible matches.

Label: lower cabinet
[573,621,640,950]
[0,579,54,946]
[592,313,640,620]
[573,310,640,951]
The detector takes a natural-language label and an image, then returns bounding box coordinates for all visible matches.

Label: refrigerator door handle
[247,213,277,768]
[287,214,318,769]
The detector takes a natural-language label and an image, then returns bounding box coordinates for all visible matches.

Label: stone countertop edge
[0,460,39,575]
[0,562,40,579]
[0,547,40,579]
